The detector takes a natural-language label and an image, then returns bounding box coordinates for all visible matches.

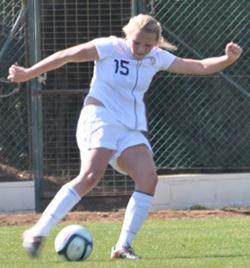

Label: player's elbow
[55,49,74,64]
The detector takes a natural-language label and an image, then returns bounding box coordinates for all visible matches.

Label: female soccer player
[8,14,242,259]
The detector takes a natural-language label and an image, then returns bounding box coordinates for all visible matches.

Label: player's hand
[8,64,31,82]
[225,42,242,63]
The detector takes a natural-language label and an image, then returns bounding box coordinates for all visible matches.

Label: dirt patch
[0,208,250,226]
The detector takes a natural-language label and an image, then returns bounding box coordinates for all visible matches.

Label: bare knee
[81,167,104,185]
[71,168,105,196]
[135,172,158,195]
[148,172,158,191]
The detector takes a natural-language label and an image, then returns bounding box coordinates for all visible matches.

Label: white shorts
[76,105,152,174]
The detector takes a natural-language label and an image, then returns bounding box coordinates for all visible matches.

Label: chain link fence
[0,0,30,181]
[0,0,249,210]
[39,0,134,201]
[145,0,250,172]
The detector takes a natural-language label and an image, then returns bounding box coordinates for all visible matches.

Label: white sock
[116,191,153,249]
[31,184,81,237]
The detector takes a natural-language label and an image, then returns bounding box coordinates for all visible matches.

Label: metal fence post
[132,0,147,15]
[28,0,43,212]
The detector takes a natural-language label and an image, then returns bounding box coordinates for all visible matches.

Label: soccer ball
[54,224,93,261]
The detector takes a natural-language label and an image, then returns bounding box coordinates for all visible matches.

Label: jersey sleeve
[93,36,116,60]
[157,49,176,70]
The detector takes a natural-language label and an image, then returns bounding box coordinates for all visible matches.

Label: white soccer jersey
[87,36,176,131]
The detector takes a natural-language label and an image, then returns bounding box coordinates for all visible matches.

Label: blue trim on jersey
[131,61,142,129]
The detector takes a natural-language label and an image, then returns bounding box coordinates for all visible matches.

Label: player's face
[128,30,158,60]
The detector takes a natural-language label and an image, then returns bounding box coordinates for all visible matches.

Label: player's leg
[23,147,113,257]
[23,104,118,257]
[117,144,158,194]
[111,144,158,259]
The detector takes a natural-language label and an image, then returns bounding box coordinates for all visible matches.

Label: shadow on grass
[144,253,250,261]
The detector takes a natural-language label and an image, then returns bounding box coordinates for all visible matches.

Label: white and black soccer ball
[54,224,93,261]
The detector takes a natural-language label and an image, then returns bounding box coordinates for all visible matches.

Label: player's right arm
[8,40,99,82]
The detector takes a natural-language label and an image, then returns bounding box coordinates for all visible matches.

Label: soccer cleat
[111,245,141,260]
[22,230,44,257]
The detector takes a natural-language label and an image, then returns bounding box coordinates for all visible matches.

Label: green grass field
[1,217,250,268]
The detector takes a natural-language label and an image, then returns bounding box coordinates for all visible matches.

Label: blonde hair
[122,14,177,51]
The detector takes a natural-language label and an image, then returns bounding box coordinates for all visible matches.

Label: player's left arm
[168,42,242,75]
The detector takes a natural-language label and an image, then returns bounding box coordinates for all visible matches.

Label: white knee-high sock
[116,191,153,249]
[31,184,81,237]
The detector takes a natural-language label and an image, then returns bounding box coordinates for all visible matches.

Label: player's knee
[135,172,158,194]
[145,169,158,185]
[76,167,104,187]
[150,173,158,190]
[148,170,158,189]
[153,173,159,186]
[85,168,104,184]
